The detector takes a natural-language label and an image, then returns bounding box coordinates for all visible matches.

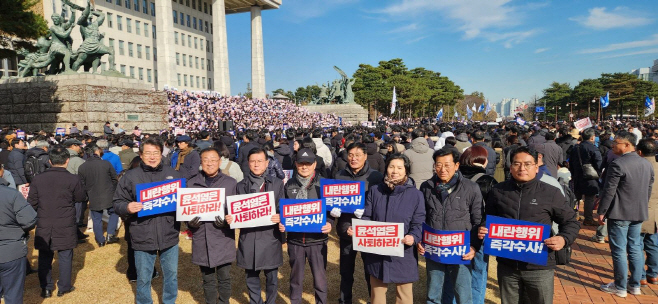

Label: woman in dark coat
[354,153,425,304]
[186,147,238,304]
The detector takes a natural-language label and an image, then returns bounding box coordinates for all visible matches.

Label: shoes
[648,276,658,285]
[97,242,106,247]
[601,282,627,298]
[77,230,89,240]
[583,219,600,226]
[641,279,648,287]
[41,289,53,298]
[106,235,120,244]
[628,286,641,295]
[590,235,605,244]
[57,286,75,297]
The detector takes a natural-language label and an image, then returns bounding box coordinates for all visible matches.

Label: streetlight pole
[553,106,561,122]
[566,102,577,121]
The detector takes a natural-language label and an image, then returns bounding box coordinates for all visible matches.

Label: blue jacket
[103,150,123,175]
[362,178,426,284]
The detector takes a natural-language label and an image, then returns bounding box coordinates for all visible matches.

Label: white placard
[227,192,276,229]
[574,117,592,131]
[283,170,293,184]
[352,219,404,257]
[176,188,225,221]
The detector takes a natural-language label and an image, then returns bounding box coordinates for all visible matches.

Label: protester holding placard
[417,148,484,304]
[351,153,425,304]
[332,142,384,304]
[479,146,580,304]
[281,148,334,304]
[231,147,284,304]
[113,138,183,304]
[185,147,238,304]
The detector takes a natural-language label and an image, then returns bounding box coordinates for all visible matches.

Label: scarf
[175,147,193,170]
[248,171,265,193]
[295,173,315,199]
[384,175,408,190]
[435,173,459,203]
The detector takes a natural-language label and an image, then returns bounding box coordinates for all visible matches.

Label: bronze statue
[71,0,116,73]
[311,66,355,104]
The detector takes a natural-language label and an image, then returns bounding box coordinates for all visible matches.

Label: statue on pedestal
[311,66,356,104]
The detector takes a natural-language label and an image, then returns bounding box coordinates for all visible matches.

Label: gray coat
[403,137,435,188]
[66,148,85,175]
[188,172,238,268]
[235,175,285,270]
[598,152,654,222]
[538,140,564,178]
[0,178,37,263]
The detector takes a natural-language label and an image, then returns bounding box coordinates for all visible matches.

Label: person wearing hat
[64,138,89,239]
[281,148,334,304]
[172,135,200,181]
[119,140,138,171]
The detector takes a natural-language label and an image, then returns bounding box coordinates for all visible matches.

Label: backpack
[24,155,44,183]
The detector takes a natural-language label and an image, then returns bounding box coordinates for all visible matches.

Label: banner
[176,188,225,221]
[227,192,276,229]
[352,219,404,257]
[574,117,592,131]
[174,127,186,135]
[56,128,66,136]
[136,179,185,217]
[421,223,470,264]
[320,179,365,213]
[18,184,29,199]
[483,215,551,266]
[280,199,326,233]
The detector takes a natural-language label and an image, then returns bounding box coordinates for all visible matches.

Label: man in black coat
[569,128,602,227]
[114,138,183,304]
[78,144,119,247]
[25,140,51,182]
[236,131,260,175]
[6,138,27,186]
[28,145,87,298]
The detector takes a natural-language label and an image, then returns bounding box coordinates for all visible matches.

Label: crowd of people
[167,90,340,131]
[0,117,657,304]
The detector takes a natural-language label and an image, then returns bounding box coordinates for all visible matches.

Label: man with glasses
[479,146,580,304]
[598,132,654,298]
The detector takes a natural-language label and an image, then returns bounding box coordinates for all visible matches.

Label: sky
[224,0,658,106]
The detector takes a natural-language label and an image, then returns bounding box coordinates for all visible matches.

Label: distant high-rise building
[496,98,520,117]
[631,59,658,84]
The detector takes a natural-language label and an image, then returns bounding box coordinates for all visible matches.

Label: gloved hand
[353,209,364,219]
[330,207,342,218]
[188,216,202,229]
[213,216,225,228]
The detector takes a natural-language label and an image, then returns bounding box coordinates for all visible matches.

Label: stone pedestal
[0,74,168,134]
[304,103,368,125]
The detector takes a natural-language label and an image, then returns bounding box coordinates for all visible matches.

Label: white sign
[176,188,225,221]
[174,127,186,135]
[227,192,276,229]
[18,184,29,199]
[352,219,404,257]
[574,117,592,131]
[283,170,293,184]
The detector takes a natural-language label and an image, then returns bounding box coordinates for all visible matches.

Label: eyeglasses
[511,162,536,169]
[249,160,267,165]
[434,163,454,170]
[202,159,220,164]
[142,152,161,156]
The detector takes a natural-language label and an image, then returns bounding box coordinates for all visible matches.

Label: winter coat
[0,149,10,167]
[334,163,384,239]
[113,161,182,251]
[459,165,498,200]
[266,154,285,180]
[642,156,658,234]
[555,136,577,162]
[568,141,602,197]
[454,134,472,152]
[403,137,435,188]
[66,149,85,175]
[78,156,118,211]
[537,140,564,178]
[188,172,238,268]
[365,142,386,174]
[420,173,484,249]
[0,178,37,264]
[472,141,499,176]
[235,175,285,270]
[362,179,425,284]
[331,149,349,179]
[485,176,581,270]
[220,136,237,160]
[104,125,113,136]
[25,147,51,176]
[102,150,123,175]
[274,144,294,170]
[526,133,546,146]
[176,149,201,181]
[598,152,654,222]
[195,139,213,151]
[119,148,139,171]
[219,157,243,182]
[7,149,27,185]
[312,138,333,168]
[237,141,259,175]
[28,167,86,251]
[284,173,334,245]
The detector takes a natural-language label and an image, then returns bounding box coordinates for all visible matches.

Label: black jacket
[485,176,581,270]
[568,141,602,197]
[333,163,384,239]
[188,172,238,268]
[365,142,386,174]
[0,178,37,264]
[459,165,498,199]
[274,144,294,170]
[113,161,183,251]
[331,149,349,178]
[220,136,237,160]
[78,156,118,211]
[284,173,335,246]
[7,149,26,185]
[237,141,259,175]
[25,147,51,177]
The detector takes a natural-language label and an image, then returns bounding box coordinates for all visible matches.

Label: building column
[212,0,230,95]
[251,5,266,99]
[155,0,177,89]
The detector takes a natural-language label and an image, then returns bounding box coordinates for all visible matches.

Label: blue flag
[478,103,485,113]
[454,106,459,118]
[421,223,470,265]
[645,96,655,117]
[483,215,551,266]
[485,101,492,115]
[600,91,609,108]
[436,108,444,121]
[466,105,473,120]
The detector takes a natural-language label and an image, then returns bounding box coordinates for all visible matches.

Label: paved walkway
[553,224,658,304]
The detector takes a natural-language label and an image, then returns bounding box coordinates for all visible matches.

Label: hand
[330,207,342,218]
[402,235,415,246]
[213,216,225,228]
[271,214,280,224]
[279,223,286,232]
[353,209,364,219]
[346,227,354,237]
[598,214,605,226]
[462,246,476,260]
[225,215,233,225]
[478,226,488,240]
[127,202,143,214]
[544,236,566,251]
[417,242,425,255]
[188,216,201,229]
[321,223,332,234]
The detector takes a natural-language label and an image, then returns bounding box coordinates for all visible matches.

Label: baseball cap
[176,135,192,142]
[296,148,316,163]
